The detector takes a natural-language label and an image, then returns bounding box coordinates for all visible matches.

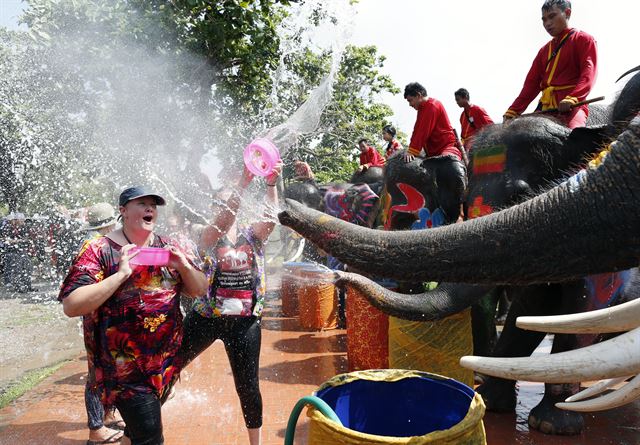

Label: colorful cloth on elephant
[359,145,385,168]
[459,104,494,149]
[505,28,597,128]
[192,226,266,318]
[408,97,462,160]
[323,184,379,226]
[58,234,201,408]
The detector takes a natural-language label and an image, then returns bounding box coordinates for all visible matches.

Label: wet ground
[0,280,638,444]
[0,279,83,391]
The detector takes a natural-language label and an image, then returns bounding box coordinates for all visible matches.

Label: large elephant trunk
[335,271,492,321]
[279,118,640,285]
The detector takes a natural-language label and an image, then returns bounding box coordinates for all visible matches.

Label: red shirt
[408,97,461,160]
[359,146,385,167]
[385,139,403,158]
[459,104,494,145]
[505,28,597,117]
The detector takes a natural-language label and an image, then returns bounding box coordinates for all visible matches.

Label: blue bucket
[308,369,486,444]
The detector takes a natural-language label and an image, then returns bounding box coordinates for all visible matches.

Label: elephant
[278,67,640,434]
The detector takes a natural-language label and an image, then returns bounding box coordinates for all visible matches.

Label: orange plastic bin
[346,284,389,371]
[281,262,307,317]
[298,266,337,330]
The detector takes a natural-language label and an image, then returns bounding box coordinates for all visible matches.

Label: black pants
[115,392,163,445]
[431,156,467,223]
[179,311,263,428]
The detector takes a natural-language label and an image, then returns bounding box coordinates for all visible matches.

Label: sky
[1,0,639,141]
[350,0,640,140]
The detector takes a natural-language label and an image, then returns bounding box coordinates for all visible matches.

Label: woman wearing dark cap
[59,186,207,445]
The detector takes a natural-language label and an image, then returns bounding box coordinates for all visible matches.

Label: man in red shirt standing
[455,88,494,151]
[358,138,385,171]
[403,82,467,223]
[503,0,597,128]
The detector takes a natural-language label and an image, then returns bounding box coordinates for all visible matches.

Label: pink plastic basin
[243,138,280,177]
[129,247,170,266]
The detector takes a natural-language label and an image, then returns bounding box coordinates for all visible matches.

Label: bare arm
[252,162,282,242]
[166,245,208,297]
[200,167,254,249]
[62,244,137,317]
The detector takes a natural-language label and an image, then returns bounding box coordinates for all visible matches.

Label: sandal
[105,419,126,431]
[86,429,124,444]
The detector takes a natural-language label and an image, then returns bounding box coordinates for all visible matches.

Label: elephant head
[349,165,384,187]
[278,113,640,285]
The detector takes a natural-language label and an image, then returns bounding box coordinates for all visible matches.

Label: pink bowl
[243,138,280,177]
[129,247,170,266]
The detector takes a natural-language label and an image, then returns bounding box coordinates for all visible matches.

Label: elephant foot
[476,377,516,412]
[528,383,584,435]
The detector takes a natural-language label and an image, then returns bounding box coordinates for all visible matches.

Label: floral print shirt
[58,234,201,407]
[192,227,266,318]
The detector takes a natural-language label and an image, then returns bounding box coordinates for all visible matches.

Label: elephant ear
[566,125,612,164]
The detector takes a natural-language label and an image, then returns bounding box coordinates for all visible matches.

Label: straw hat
[6,212,26,221]
[80,202,118,231]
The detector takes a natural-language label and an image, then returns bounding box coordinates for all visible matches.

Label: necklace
[122,229,133,245]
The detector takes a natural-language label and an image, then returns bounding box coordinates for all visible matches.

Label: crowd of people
[0,1,599,444]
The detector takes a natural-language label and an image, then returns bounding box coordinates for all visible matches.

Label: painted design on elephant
[585,270,630,311]
[323,184,378,226]
[468,196,493,219]
[472,144,507,175]
[566,168,588,193]
[384,183,425,230]
[410,207,445,230]
[587,143,612,169]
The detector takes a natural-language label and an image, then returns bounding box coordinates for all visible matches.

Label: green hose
[284,395,342,445]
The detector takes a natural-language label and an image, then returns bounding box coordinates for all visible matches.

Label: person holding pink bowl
[176,162,282,445]
[58,186,208,445]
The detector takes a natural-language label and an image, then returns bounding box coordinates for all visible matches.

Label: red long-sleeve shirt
[505,28,597,117]
[408,98,461,160]
[359,146,385,168]
[460,104,494,145]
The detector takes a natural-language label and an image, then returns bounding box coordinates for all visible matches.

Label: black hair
[358,138,369,145]
[382,125,396,137]
[454,88,470,100]
[542,0,571,12]
[404,82,427,98]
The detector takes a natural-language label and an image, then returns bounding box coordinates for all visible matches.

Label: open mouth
[142,215,153,223]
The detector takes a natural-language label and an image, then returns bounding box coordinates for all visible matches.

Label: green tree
[5,0,400,214]
[282,45,400,183]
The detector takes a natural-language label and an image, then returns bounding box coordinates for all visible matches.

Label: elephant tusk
[564,376,632,402]
[515,298,640,334]
[556,374,640,412]
[459,327,640,383]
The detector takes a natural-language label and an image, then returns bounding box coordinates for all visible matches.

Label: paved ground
[0,279,83,392]
[0,276,639,444]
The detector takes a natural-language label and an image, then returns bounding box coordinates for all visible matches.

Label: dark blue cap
[118,186,166,207]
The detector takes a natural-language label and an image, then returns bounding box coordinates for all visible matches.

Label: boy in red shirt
[403,82,467,223]
[454,88,494,151]
[358,138,385,171]
[503,0,597,128]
